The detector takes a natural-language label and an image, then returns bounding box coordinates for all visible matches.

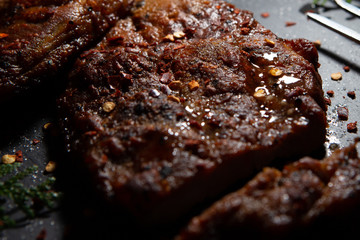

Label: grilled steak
[0,0,134,103]
[57,0,327,224]
[176,141,360,240]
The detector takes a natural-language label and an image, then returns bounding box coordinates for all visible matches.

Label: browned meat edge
[177,139,360,239]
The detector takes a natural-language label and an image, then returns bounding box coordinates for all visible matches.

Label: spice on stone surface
[337,106,349,120]
[347,122,357,133]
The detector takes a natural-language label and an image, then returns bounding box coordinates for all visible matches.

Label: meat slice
[57,0,327,224]
[176,140,360,240]
[0,0,134,103]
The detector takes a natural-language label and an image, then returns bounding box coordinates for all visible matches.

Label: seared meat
[176,141,360,240]
[0,0,134,103]
[57,0,327,224]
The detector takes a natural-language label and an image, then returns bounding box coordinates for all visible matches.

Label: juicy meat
[176,141,360,240]
[57,0,327,224]
[0,0,133,103]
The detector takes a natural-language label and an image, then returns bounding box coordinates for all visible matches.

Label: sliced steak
[0,0,134,103]
[176,141,360,240]
[57,0,327,224]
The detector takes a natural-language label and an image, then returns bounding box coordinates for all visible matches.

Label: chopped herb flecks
[0,162,61,230]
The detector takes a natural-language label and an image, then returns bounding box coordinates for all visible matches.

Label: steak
[176,140,360,240]
[0,0,134,103]
[57,0,327,224]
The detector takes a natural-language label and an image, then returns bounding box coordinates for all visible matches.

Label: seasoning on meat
[102,101,116,113]
[58,0,327,224]
[188,80,200,92]
[0,33,8,39]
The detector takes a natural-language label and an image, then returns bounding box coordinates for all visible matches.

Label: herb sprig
[0,162,61,230]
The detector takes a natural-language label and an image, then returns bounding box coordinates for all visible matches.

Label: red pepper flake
[343,66,350,72]
[0,33,9,39]
[347,121,358,133]
[337,106,349,120]
[324,97,331,106]
[176,112,185,120]
[107,36,124,45]
[216,5,221,9]
[33,139,40,145]
[285,21,296,27]
[261,12,270,18]
[240,27,250,35]
[234,8,240,14]
[264,38,275,47]
[84,131,97,136]
[208,117,221,128]
[347,91,356,99]
[184,139,202,152]
[326,90,334,97]
[101,154,108,164]
[15,150,23,162]
[36,229,47,240]
[189,120,203,130]
[173,44,186,50]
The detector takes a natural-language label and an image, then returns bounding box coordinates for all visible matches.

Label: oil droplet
[278,75,301,84]
[185,106,194,113]
[295,116,309,126]
[263,52,278,61]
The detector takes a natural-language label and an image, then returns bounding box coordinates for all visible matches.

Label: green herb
[313,0,352,5]
[0,162,61,230]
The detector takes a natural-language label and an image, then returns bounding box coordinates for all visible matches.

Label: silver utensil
[306,12,360,42]
[334,0,360,17]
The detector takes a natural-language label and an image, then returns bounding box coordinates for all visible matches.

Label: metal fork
[306,0,360,42]
[334,0,360,17]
